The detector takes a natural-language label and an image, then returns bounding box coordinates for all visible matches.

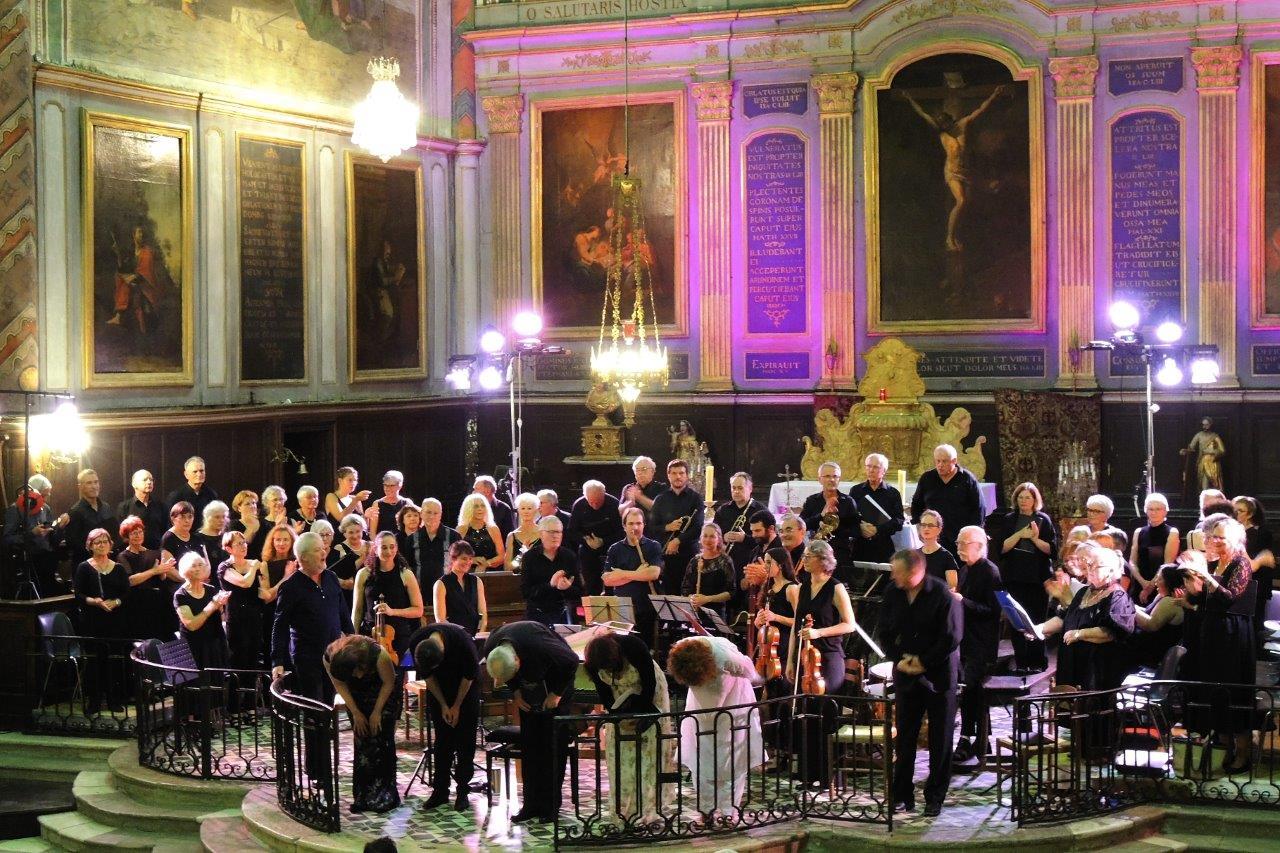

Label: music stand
[583,596,634,626]
[852,561,892,598]
[649,594,706,633]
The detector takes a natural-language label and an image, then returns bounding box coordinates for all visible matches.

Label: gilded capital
[481,94,525,135]
[691,81,733,122]
[1191,45,1243,91]
[1048,55,1100,100]
[812,72,859,115]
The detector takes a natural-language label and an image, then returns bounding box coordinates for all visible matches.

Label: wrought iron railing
[553,692,893,847]
[270,673,341,833]
[131,649,274,781]
[1010,680,1280,825]
[27,634,139,737]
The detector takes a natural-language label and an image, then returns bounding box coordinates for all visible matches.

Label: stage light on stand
[29,401,90,466]
[479,327,506,355]
[1190,355,1220,385]
[512,311,543,342]
[1155,357,1183,387]
[1155,321,1184,344]
[477,364,504,391]
[1109,301,1140,331]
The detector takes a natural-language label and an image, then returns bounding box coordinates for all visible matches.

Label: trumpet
[726,504,750,537]
[665,514,694,546]
[813,512,840,542]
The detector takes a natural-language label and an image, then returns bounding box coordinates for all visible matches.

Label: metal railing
[270,673,341,833]
[553,692,893,847]
[27,634,139,737]
[1011,679,1280,825]
[132,650,274,781]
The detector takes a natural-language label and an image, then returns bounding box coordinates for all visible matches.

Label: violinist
[785,540,858,788]
[753,547,798,690]
[800,462,860,585]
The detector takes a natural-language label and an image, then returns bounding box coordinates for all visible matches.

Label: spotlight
[479,327,506,354]
[477,364,504,390]
[446,366,472,391]
[1155,357,1183,387]
[511,311,543,340]
[1190,356,1220,385]
[1154,321,1183,344]
[1109,301,1140,331]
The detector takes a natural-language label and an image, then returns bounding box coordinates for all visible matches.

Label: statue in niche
[1181,417,1225,493]
[669,420,711,493]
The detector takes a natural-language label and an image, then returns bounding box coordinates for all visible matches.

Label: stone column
[454,140,486,356]
[1192,45,1244,384]
[812,73,858,388]
[1048,55,1100,389]
[481,94,525,324]
[691,81,733,390]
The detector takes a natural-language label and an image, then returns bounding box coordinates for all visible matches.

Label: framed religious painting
[1252,51,1280,326]
[864,48,1046,333]
[345,152,427,382]
[531,92,688,337]
[82,112,194,388]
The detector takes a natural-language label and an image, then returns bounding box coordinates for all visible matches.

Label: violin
[753,581,782,680]
[373,595,399,666]
[799,614,825,696]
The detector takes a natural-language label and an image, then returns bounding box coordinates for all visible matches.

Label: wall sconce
[271,447,308,475]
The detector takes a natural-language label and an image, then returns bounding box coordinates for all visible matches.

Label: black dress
[219,559,264,671]
[1134,522,1176,587]
[438,572,482,636]
[160,530,203,564]
[998,512,1056,672]
[793,576,847,785]
[461,525,497,567]
[329,543,365,615]
[680,553,735,621]
[1247,525,1275,637]
[196,532,229,575]
[174,582,229,669]
[1055,586,1136,691]
[261,559,292,669]
[359,565,417,657]
[119,547,178,640]
[230,519,270,568]
[1187,556,1256,734]
[73,560,132,712]
[923,547,959,584]
[336,654,403,813]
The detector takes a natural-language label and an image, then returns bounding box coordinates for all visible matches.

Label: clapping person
[174,552,230,669]
[998,483,1055,672]
[196,501,230,571]
[260,525,298,666]
[324,635,401,814]
[117,515,179,640]
[407,622,482,811]
[219,530,269,672]
[290,486,322,532]
[456,494,504,571]
[432,541,488,637]
[1130,493,1180,604]
[1133,563,1192,667]
[325,466,371,525]
[520,516,579,625]
[331,515,369,611]
[74,529,131,714]
[569,481,623,596]
[261,486,290,529]
[229,490,268,565]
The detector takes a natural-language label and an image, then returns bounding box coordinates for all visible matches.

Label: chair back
[154,638,200,686]
[1148,645,1186,703]
[38,611,82,660]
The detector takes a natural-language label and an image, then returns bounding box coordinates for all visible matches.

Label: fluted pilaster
[1049,55,1099,388]
[812,72,858,388]
[692,81,733,389]
[481,94,525,324]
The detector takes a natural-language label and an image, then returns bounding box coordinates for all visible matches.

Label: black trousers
[428,685,480,793]
[518,687,576,818]
[892,675,957,807]
[292,656,335,782]
[1006,581,1049,670]
[959,657,994,757]
[578,547,605,597]
[794,651,846,785]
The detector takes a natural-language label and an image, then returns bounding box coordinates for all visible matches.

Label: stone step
[72,772,237,836]
[1107,839,1189,852]
[240,788,370,853]
[0,734,125,783]
[1159,804,1280,841]
[37,811,192,852]
[197,816,266,853]
[106,745,252,812]
[0,839,55,852]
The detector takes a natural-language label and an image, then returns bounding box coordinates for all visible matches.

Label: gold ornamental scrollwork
[561,49,652,70]
[1048,55,1100,100]
[892,0,1013,26]
[691,82,733,122]
[481,94,525,135]
[1192,45,1244,90]
[811,72,859,115]
[1111,11,1180,33]
[743,38,804,61]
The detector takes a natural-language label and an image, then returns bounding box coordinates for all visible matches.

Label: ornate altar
[800,339,988,480]
[579,382,627,459]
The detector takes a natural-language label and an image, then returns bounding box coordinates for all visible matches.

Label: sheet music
[997,590,1045,640]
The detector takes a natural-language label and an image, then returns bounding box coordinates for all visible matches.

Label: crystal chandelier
[351,57,419,163]
[588,9,668,415]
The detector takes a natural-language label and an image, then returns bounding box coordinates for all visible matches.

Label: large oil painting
[346,154,425,381]
[533,95,685,335]
[867,51,1045,332]
[1256,58,1280,324]
[83,113,193,388]
[66,1,419,115]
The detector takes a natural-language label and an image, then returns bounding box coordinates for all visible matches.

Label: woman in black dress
[173,552,230,669]
[786,539,858,787]
[1234,496,1276,644]
[259,524,298,667]
[74,528,132,714]
[117,515,179,640]
[754,546,798,680]
[196,501,230,572]
[160,502,201,568]
[324,635,402,814]
[918,510,959,590]
[431,541,488,636]
[261,485,290,530]
[1183,515,1257,773]
[998,483,1057,672]
[1129,493,1181,604]
[229,490,268,567]
[455,494,504,571]
[351,532,424,659]
[218,530,268,672]
[681,523,736,622]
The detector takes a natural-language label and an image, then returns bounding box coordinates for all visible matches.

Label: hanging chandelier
[588,8,668,409]
[351,57,419,162]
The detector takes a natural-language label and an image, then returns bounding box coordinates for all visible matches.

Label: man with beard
[649,460,704,593]
[568,481,623,596]
[740,509,781,606]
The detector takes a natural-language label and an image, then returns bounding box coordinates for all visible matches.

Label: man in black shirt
[166,456,218,520]
[649,459,703,593]
[521,516,579,625]
[879,548,962,817]
[848,453,905,564]
[407,622,481,811]
[619,455,666,539]
[484,621,581,823]
[953,525,1002,766]
[713,472,767,604]
[2,474,68,595]
[536,489,576,551]
[414,498,460,587]
[910,444,985,554]
[473,476,515,538]
[740,509,780,598]
[603,507,663,644]
[64,469,119,565]
[117,469,169,550]
[271,532,354,702]
[800,462,861,585]
[568,481,624,596]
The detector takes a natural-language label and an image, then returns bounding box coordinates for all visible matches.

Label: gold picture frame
[345,151,427,382]
[1251,50,1280,327]
[863,43,1046,334]
[82,111,194,388]
[236,132,309,386]
[531,90,688,338]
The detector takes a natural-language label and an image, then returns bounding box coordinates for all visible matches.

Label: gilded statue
[1181,417,1225,493]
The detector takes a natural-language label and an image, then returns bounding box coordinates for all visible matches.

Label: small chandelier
[352,57,419,162]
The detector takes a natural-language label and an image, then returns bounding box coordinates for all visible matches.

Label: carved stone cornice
[811,72,859,115]
[691,81,733,122]
[1048,55,1100,100]
[1191,45,1244,91]
[480,94,525,134]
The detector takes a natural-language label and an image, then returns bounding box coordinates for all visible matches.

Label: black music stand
[583,595,634,626]
[649,594,707,634]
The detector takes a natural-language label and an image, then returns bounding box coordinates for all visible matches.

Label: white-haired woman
[1130,493,1180,604]
[174,551,230,669]
[330,514,368,612]
[261,485,289,528]
[504,493,540,572]
[1183,514,1256,773]
[196,500,231,571]
[456,493,504,571]
[289,485,322,533]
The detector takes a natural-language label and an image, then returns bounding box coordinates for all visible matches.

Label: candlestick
[704,464,715,505]
[897,468,907,497]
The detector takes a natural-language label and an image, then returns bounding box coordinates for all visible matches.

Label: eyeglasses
[919,522,940,528]
[1205,534,1227,542]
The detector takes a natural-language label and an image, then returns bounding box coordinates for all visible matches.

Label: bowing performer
[848,453,905,564]
[800,462,860,586]
[407,622,482,811]
[649,459,704,593]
